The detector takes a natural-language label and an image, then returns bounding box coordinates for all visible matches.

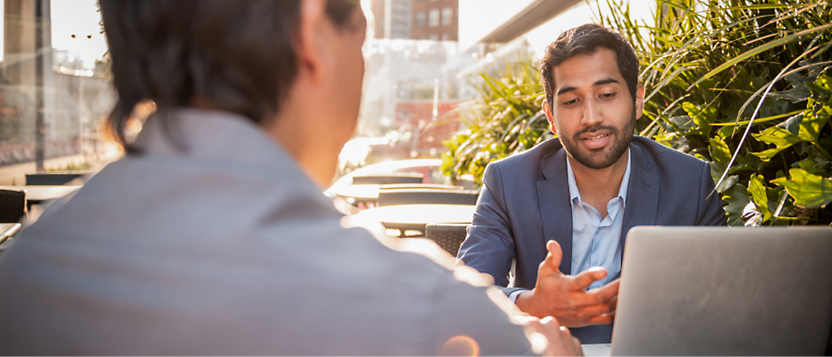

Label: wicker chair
[0,189,26,223]
[25,172,86,185]
[425,223,468,257]
[377,189,479,207]
[352,173,423,185]
[379,183,462,191]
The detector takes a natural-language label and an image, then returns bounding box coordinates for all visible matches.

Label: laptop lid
[611,226,832,356]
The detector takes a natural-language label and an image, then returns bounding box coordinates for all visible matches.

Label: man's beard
[559,111,636,170]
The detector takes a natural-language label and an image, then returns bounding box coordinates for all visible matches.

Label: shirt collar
[566,148,632,206]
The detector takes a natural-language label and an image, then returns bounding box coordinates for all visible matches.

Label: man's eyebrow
[556,86,577,96]
[556,78,619,96]
[595,78,619,86]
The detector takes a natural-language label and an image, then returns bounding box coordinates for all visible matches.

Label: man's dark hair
[540,23,639,110]
[99,0,358,150]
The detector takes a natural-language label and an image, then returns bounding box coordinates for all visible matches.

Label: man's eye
[562,99,578,105]
[601,92,616,98]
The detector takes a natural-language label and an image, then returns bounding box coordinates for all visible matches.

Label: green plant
[442,0,832,226]
[598,0,831,226]
[440,54,552,185]
[47,161,92,172]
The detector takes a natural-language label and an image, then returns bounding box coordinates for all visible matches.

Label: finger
[608,295,618,312]
[576,302,615,318]
[570,266,607,290]
[587,311,615,325]
[538,240,563,275]
[513,315,540,325]
[586,279,620,303]
[540,316,562,329]
[570,335,582,353]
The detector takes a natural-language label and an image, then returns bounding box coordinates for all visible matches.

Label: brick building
[411,0,458,41]
[369,0,458,41]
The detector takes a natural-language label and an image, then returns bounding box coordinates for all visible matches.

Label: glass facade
[0,0,115,184]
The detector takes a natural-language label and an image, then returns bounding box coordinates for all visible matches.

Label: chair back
[377,189,479,206]
[380,183,462,191]
[26,172,86,185]
[352,173,423,185]
[425,223,468,257]
[0,189,26,223]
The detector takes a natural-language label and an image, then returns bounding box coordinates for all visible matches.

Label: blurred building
[368,0,458,41]
[411,0,458,41]
[0,0,116,168]
[395,100,460,157]
[369,0,412,39]
[356,38,472,163]
[451,0,654,100]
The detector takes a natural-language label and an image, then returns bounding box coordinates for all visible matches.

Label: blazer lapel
[537,149,573,274]
[620,143,659,252]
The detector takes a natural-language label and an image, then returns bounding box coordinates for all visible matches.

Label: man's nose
[581,98,603,127]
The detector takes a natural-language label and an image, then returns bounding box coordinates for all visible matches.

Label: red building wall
[396,100,460,156]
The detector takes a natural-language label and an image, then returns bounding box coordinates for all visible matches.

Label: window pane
[416,11,426,27]
[1,0,117,181]
[442,8,453,26]
[428,9,439,27]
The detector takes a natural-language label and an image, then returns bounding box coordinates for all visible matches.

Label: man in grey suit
[458,24,727,344]
[0,0,583,355]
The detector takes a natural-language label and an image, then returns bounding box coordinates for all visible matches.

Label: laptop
[609,226,832,356]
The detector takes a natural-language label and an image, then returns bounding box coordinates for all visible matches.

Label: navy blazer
[458,136,727,343]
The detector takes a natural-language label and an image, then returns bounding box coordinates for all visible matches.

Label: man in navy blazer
[458,24,727,344]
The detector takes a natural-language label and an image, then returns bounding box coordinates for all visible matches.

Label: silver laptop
[610,226,832,356]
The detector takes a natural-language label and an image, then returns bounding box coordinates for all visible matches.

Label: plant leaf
[723,182,750,226]
[749,174,772,222]
[692,22,832,88]
[751,126,803,161]
[777,112,804,136]
[798,98,830,143]
[771,169,832,208]
[682,102,717,137]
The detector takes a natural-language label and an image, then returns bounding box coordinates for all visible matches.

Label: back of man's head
[540,23,639,109]
[99,0,357,149]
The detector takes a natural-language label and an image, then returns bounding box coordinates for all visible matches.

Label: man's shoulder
[630,136,709,172]
[489,138,563,171]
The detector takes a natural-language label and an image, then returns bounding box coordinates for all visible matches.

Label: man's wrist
[508,289,525,304]
[514,289,541,317]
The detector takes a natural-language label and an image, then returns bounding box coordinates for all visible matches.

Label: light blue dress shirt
[566,149,631,289]
[508,149,633,303]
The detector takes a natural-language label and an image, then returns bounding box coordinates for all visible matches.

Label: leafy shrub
[441,0,832,226]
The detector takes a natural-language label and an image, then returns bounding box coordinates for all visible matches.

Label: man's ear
[296,0,327,82]
[543,99,558,135]
[634,83,645,120]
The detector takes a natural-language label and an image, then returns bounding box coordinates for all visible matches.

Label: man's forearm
[514,290,544,318]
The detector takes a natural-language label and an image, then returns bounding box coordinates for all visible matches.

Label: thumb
[539,240,563,275]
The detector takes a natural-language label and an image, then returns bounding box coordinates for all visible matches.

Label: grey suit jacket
[0,109,532,355]
[458,136,727,343]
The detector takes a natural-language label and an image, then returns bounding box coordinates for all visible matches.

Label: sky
[0,0,108,69]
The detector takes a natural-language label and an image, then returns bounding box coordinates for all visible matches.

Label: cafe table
[334,184,464,206]
[353,203,476,237]
[0,185,82,204]
[334,184,380,205]
[0,223,22,244]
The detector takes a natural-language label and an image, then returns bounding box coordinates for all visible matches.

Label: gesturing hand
[520,315,584,356]
[515,240,619,328]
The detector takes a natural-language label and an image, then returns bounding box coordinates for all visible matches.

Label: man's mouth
[582,133,609,141]
[579,132,611,149]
